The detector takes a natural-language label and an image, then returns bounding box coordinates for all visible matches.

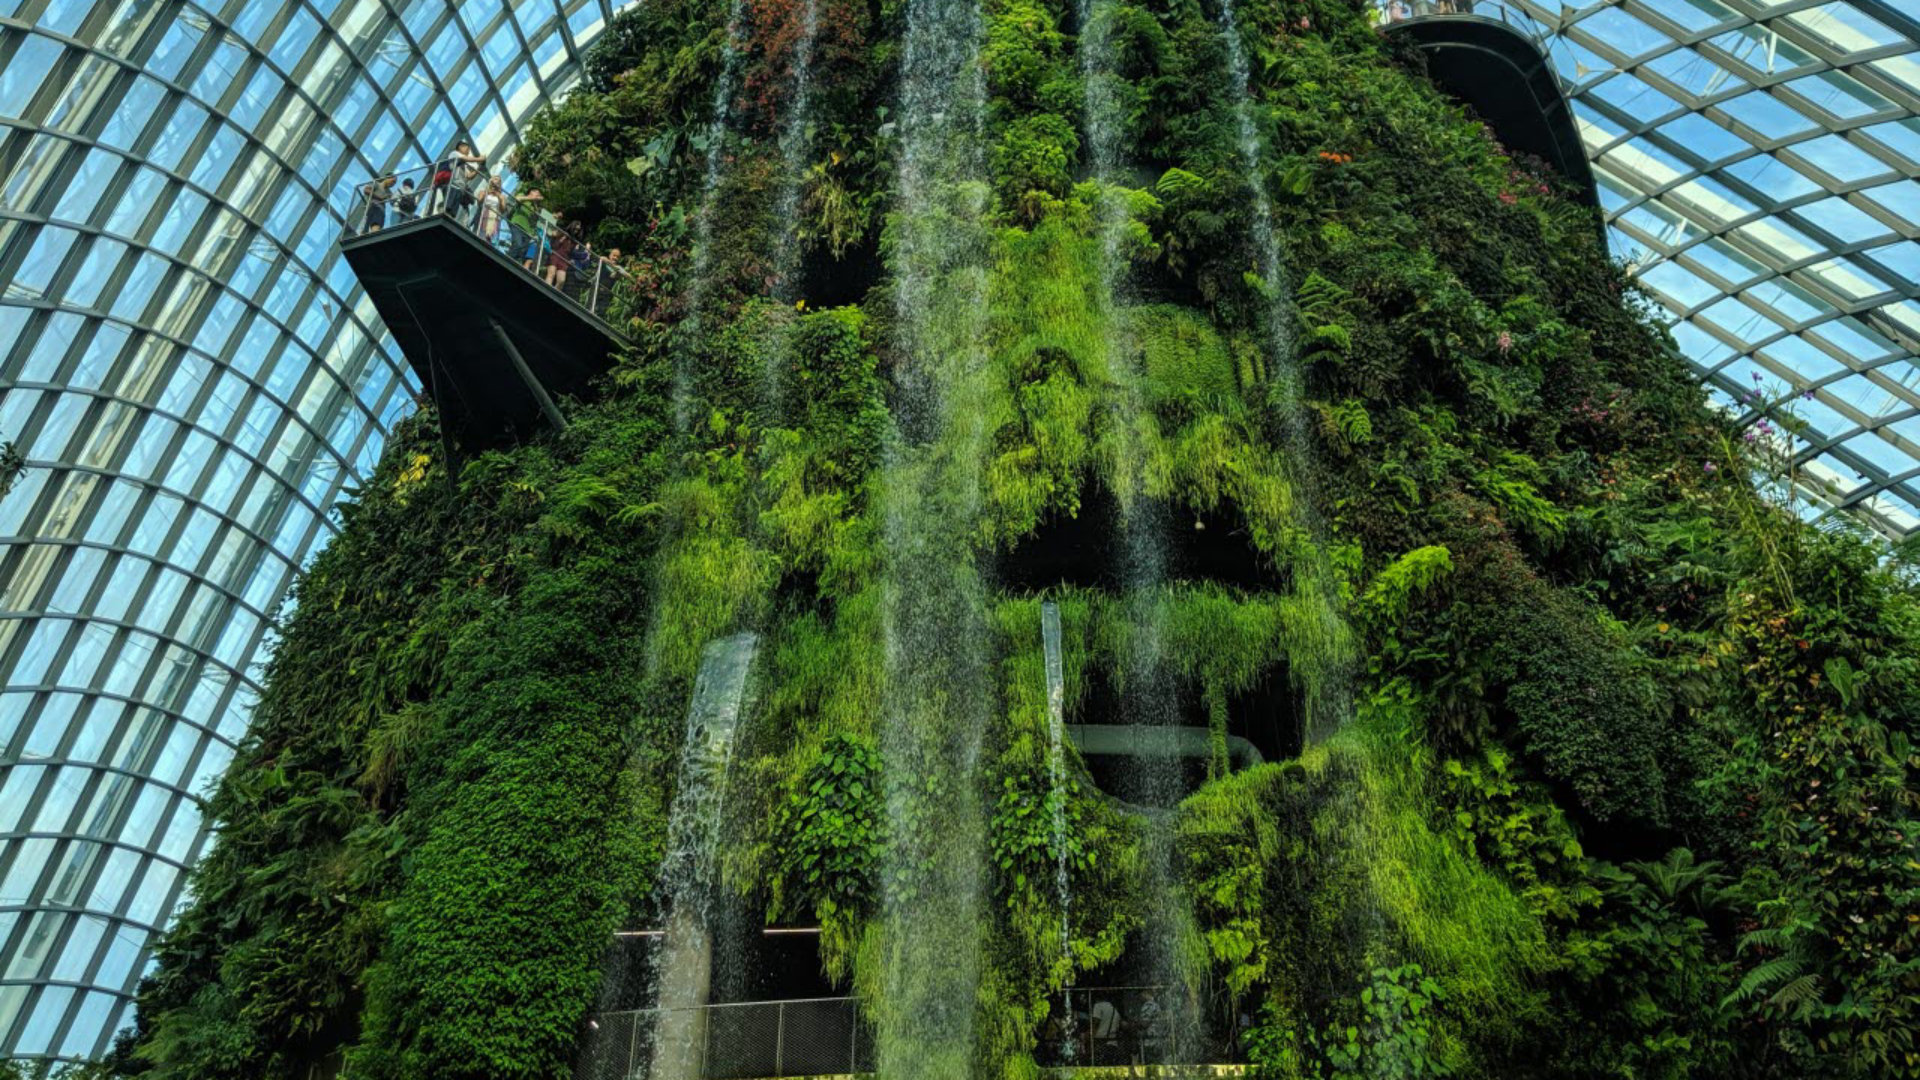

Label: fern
[1364,545,1454,622]
[1478,473,1565,546]
[535,475,631,542]
[1296,272,1355,364]
[1625,848,1727,910]
[1767,973,1823,1012]
[1725,954,1809,1008]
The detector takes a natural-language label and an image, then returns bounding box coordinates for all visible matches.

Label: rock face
[127,2,1920,1079]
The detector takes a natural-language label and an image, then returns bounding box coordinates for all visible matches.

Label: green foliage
[1130,304,1239,405]
[0,438,23,500]
[1361,545,1451,623]
[1436,747,1594,921]
[1308,965,1457,1080]
[131,1,1920,1078]
[770,734,882,970]
[1548,851,1738,1079]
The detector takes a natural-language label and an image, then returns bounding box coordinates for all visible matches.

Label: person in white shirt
[1090,997,1121,1063]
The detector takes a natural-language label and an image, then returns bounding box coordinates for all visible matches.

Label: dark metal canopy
[1378,0,1920,540]
[1387,13,1609,235]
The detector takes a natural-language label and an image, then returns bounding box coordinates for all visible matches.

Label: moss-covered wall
[123,1,1920,1078]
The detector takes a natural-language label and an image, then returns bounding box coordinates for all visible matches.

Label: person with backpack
[393,178,419,223]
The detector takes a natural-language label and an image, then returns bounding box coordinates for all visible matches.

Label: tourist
[429,148,453,214]
[436,140,486,217]
[476,176,508,243]
[506,186,545,267]
[360,175,394,232]
[393,178,418,223]
[1133,989,1167,1065]
[1089,996,1122,1065]
[545,221,578,290]
[569,234,594,299]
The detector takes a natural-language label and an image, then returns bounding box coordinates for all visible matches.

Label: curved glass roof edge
[0,0,639,1062]
[1379,0,1920,541]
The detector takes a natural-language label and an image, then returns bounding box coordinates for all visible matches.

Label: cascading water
[762,0,822,409]
[1214,0,1355,738]
[1076,0,1204,1056]
[649,632,761,1080]
[1211,0,1376,1043]
[673,0,750,432]
[770,0,821,301]
[1040,601,1077,1062]
[875,0,993,1073]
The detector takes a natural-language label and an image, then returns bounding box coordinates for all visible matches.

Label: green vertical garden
[122,0,1919,1078]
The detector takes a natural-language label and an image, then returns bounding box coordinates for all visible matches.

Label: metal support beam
[489,316,569,434]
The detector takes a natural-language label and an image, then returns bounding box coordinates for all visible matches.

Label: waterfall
[1074,0,1201,1055]
[1040,601,1077,1063]
[1076,0,1127,265]
[888,0,989,441]
[650,632,761,1080]
[761,0,822,410]
[771,0,821,303]
[875,0,992,1073]
[673,0,750,432]
[1215,0,1355,739]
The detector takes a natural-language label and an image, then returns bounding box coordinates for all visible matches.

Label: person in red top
[431,140,485,216]
[545,223,578,291]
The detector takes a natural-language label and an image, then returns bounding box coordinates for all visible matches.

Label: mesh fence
[574,997,873,1080]
[576,987,1248,1078]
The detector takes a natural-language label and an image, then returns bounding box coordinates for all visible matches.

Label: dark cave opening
[996,482,1126,592]
[996,484,1280,595]
[1071,665,1299,809]
[795,234,883,311]
[1164,506,1282,591]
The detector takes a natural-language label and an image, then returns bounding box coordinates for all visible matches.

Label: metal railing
[574,996,873,1080]
[1037,985,1248,1068]
[341,161,630,325]
[576,986,1245,1079]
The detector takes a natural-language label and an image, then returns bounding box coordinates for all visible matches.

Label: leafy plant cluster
[115,0,1920,1078]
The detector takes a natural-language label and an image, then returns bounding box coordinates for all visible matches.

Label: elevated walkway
[338,164,630,449]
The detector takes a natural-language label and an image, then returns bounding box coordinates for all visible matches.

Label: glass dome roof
[1385,0,1920,540]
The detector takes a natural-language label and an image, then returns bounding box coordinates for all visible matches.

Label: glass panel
[0,35,63,121]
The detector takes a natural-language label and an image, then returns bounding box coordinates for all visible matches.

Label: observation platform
[338,164,630,449]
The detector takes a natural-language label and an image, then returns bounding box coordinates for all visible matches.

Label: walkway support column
[489,316,570,433]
